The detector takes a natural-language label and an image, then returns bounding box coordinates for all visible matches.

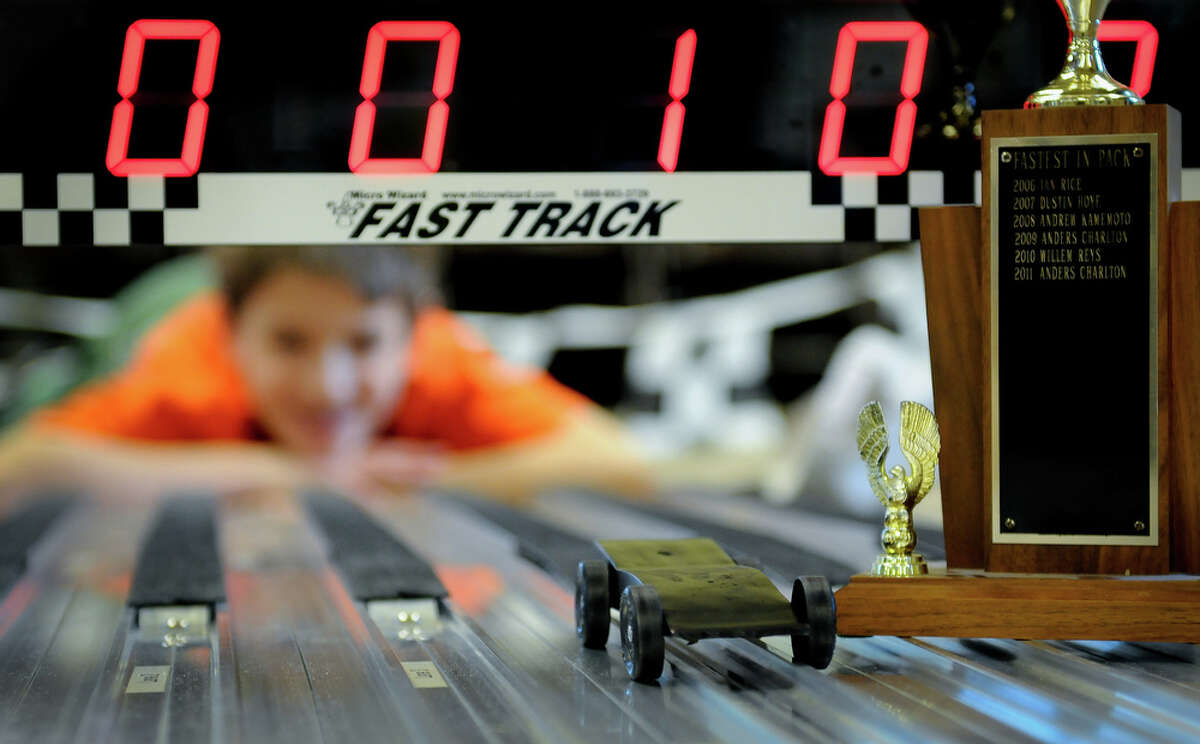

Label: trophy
[831,3,1198,641]
[1025,0,1143,107]
[857,401,941,577]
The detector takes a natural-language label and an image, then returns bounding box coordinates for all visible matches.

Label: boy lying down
[0,246,652,503]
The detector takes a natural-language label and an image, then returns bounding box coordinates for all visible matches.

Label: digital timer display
[105,19,937,177]
[0,1,1185,179]
[90,16,1161,178]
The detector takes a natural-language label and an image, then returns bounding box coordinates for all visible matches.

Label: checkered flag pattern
[810,169,983,242]
[0,172,197,246]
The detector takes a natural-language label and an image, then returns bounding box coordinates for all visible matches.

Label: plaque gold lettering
[1080,211,1131,227]
[1038,212,1075,227]
[1013,149,1072,169]
[1097,147,1133,167]
[1038,265,1077,280]
[1040,230,1078,245]
[1039,195,1074,210]
[1079,229,1128,244]
[1079,264,1128,280]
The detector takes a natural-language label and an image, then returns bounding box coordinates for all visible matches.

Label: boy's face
[230,268,412,455]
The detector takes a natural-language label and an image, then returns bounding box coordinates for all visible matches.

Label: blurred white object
[460,246,931,461]
[761,243,935,516]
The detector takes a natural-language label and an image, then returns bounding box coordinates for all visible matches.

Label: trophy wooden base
[834,570,1200,642]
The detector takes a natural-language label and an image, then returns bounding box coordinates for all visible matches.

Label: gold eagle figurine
[856,401,941,577]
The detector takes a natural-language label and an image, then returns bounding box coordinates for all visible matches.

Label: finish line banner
[164,172,846,244]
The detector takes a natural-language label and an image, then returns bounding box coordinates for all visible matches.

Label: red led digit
[658,29,697,173]
[106,19,220,177]
[818,21,928,176]
[1098,21,1158,97]
[349,21,460,174]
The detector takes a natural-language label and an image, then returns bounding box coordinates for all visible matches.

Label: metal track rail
[0,488,1195,743]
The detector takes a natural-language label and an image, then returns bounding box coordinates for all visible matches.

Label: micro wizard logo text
[326,192,368,227]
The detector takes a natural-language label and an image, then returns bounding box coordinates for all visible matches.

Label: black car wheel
[576,560,611,649]
[791,575,837,669]
[619,584,665,682]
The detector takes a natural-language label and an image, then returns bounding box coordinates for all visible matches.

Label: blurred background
[2,0,1197,525]
[0,241,929,522]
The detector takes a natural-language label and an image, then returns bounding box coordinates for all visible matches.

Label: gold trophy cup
[857,401,941,577]
[1026,0,1143,107]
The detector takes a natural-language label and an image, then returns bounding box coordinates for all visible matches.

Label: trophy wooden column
[918,204,986,570]
[1167,201,1200,573]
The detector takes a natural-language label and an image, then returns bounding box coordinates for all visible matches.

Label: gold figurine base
[834,569,1200,642]
[870,553,928,578]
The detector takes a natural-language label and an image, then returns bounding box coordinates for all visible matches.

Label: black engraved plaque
[991,135,1156,543]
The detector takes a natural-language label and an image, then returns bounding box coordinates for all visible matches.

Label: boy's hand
[363,440,445,488]
[314,440,444,493]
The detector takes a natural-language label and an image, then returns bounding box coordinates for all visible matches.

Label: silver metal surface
[0,502,153,744]
[0,488,1196,743]
[365,495,801,743]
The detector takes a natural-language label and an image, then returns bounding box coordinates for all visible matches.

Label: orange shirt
[35,293,587,450]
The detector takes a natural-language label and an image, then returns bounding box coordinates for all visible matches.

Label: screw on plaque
[1135,520,1146,531]
[1133,147,1144,158]
[1001,152,1012,163]
[1004,517,1015,529]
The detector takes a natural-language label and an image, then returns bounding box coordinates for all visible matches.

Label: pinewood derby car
[575,537,837,682]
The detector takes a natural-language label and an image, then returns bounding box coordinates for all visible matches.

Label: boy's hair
[207,245,439,317]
